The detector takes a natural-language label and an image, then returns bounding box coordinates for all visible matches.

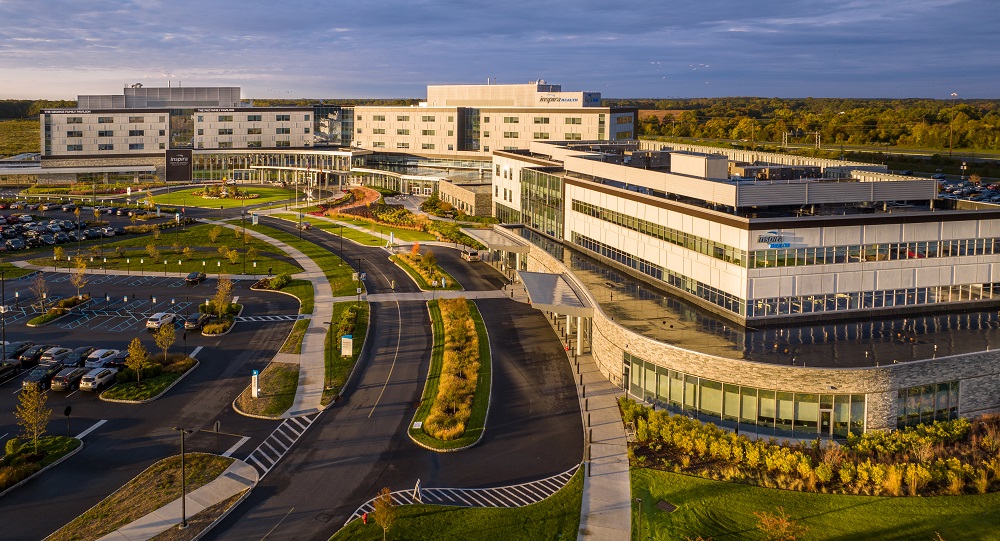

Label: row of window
[84,143,159,151]
[897,382,960,429]
[360,114,456,123]
[197,114,301,122]
[626,353,867,437]
[572,232,746,315]
[750,283,1000,318]
[192,127,303,136]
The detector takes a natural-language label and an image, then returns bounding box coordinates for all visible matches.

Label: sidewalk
[98,459,257,541]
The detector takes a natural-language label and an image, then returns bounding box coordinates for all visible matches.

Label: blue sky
[0,0,996,100]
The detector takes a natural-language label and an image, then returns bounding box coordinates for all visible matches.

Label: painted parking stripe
[75,419,108,439]
[222,436,251,458]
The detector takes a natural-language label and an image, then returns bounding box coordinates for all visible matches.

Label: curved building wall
[520,234,1000,433]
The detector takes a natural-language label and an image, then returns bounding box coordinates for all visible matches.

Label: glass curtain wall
[521,169,564,239]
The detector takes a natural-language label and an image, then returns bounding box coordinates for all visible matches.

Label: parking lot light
[152,296,157,304]
[124,295,128,303]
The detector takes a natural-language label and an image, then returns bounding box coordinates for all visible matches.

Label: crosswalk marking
[243,412,320,479]
[345,464,581,525]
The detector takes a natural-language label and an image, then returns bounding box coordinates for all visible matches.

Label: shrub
[4,437,22,456]
[269,273,291,290]
[202,320,233,335]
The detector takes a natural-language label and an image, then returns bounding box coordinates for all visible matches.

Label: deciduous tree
[373,486,397,541]
[70,257,88,299]
[15,384,51,455]
[154,322,175,362]
[213,276,234,319]
[125,337,152,382]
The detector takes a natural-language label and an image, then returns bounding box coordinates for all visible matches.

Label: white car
[80,367,117,391]
[84,348,120,368]
[146,312,175,330]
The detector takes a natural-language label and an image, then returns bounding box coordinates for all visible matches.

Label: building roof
[517,271,593,318]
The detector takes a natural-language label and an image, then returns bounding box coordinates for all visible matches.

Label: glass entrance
[820,410,833,436]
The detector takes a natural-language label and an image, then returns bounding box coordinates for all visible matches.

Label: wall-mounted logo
[539,94,579,104]
[757,231,790,248]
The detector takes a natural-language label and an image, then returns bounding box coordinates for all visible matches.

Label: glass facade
[625,352,866,437]
[521,169,564,239]
[897,381,959,429]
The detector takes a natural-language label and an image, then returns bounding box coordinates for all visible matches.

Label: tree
[754,507,808,541]
[146,243,160,261]
[246,245,259,262]
[53,245,65,262]
[70,257,88,299]
[29,274,48,311]
[125,337,152,382]
[183,246,195,260]
[213,276,234,319]
[154,322,175,362]
[15,383,51,455]
[372,486,397,541]
[209,226,223,243]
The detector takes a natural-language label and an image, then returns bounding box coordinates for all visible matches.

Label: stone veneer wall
[40,157,166,184]
[517,231,1000,432]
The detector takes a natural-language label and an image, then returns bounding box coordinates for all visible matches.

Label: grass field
[238,222,358,296]
[322,301,370,405]
[0,119,39,157]
[408,299,491,451]
[233,362,299,417]
[272,212,383,246]
[633,467,1000,541]
[152,187,298,209]
[329,468,582,541]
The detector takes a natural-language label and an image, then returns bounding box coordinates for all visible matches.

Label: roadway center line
[75,419,107,439]
[222,436,251,457]
[368,299,402,418]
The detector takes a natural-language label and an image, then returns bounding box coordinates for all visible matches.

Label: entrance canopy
[462,227,530,253]
[517,271,593,318]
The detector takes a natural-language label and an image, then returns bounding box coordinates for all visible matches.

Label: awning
[462,227,530,253]
[517,271,593,317]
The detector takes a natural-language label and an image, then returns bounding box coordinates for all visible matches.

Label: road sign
[175,212,181,224]
[251,369,259,398]
[252,213,258,225]
[341,334,353,357]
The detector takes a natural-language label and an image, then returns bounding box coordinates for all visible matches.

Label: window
[159,143,165,149]
[276,127,291,135]
[421,115,435,122]
[397,115,410,121]
[373,141,386,148]
[503,131,519,138]
[447,130,454,136]
[197,129,204,135]
[533,117,550,124]
[218,141,233,149]
[533,132,550,139]
[159,130,165,136]
[304,114,310,121]
[247,114,262,122]
[304,127,310,133]
[373,115,386,121]
[98,143,114,151]
[397,142,410,149]
[98,117,113,124]
[565,132,582,140]
[66,144,82,151]
[447,144,454,150]
[128,143,144,150]
[421,143,435,150]
[218,115,233,122]
[356,116,362,121]
[276,141,291,147]
[482,116,489,123]
[483,131,490,137]
[67,117,83,124]
[503,117,519,124]
[276,114,291,121]
[98,130,114,137]
[197,115,204,122]
[247,128,262,135]
[565,117,582,125]
[248,141,262,148]
[128,129,144,137]
[66,130,82,138]
[616,116,633,124]
[421,129,435,136]
[218,128,233,135]
[357,128,362,134]
[615,131,633,140]
[397,129,410,135]
[159,116,165,122]
[373,128,386,134]
[128,116,144,123]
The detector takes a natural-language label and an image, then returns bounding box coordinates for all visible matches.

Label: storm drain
[656,500,677,513]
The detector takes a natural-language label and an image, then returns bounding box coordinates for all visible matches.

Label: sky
[0,0,997,100]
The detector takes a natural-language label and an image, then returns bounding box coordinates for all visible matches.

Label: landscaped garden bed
[322,302,370,405]
[391,244,461,290]
[233,362,299,418]
[0,436,81,494]
[101,353,197,403]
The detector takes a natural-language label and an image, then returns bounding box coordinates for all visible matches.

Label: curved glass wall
[625,352,866,437]
[897,382,959,429]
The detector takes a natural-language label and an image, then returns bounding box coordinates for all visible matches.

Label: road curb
[0,438,83,500]
[24,296,92,327]
[201,303,244,337]
[99,358,200,404]
[320,300,372,409]
[231,362,300,420]
[188,464,257,541]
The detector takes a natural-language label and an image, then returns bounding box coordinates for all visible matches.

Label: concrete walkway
[98,459,257,541]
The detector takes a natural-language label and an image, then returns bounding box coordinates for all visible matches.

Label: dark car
[62,346,96,368]
[25,237,44,248]
[115,207,128,216]
[39,234,56,246]
[1,228,17,239]
[2,341,33,362]
[54,232,70,243]
[0,361,20,383]
[83,228,102,239]
[184,312,212,330]
[17,344,54,369]
[186,271,207,285]
[61,203,78,212]
[22,362,63,390]
[6,238,25,251]
[104,350,129,370]
[112,226,126,236]
[50,367,87,391]
[67,230,82,242]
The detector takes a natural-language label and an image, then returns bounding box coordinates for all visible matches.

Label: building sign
[757,231,791,248]
[539,94,579,104]
[165,149,193,182]
[43,109,92,114]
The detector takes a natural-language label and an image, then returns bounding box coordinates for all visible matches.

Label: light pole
[636,497,642,541]
[1,270,6,352]
[354,258,364,307]
[172,427,194,529]
[339,224,344,264]
[323,320,332,390]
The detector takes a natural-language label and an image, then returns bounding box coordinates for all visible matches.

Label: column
[576,316,584,355]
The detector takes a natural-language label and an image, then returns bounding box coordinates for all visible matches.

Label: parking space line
[222,436,251,458]
[75,419,107,439]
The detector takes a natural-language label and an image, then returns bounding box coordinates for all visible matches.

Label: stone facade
[517,229,1000,432]
[438,181,492,217]
[39,156,166,184]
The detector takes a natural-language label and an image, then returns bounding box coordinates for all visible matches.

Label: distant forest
[606,97,1000,152]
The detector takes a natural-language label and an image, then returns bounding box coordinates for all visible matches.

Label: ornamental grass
[424,298,480,440]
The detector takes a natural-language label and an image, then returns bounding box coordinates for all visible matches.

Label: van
[461,249,480,262]
[51,367,87,391]
[80,367,117,391]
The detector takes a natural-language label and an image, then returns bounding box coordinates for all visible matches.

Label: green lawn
[633,467,1000,541]
[273,213,383,246]
[322,301,369,405]
[238,222,358,296]
[391,254,462,291]
[101,372,181,401]
[329,468,583,541]
[409,299,491,451]
[0,263,38,279]
[152,187,299,209]
[234,362,299,417]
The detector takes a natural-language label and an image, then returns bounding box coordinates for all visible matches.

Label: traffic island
[0,436,82,497]
[100,355,198,403]
[321,301,370,406]
[408,298,492,452]
[233,362,299,420]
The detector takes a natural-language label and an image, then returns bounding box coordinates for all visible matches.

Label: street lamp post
[354,258,364,307]
[339,224,344,264]
[1,270,6,352]
[323,320,332,390]
[636,497,643,541]
[172,427,194,529]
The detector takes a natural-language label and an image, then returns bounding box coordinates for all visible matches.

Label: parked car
[39,346,72,363]
[50,367,87,391]
[61,203,78,212]
[4,238,24,251]
[18,344,55,369]
[112,226,126,236]
[39,234,56,245]
[146,312,176,330]
[18,214,32,223]
[85,348,120,368]
[0,361,19,383]
[104,350,129,370]
[54,232,70,243]
[185,271,206,285]
[461,249,480,262]
[63,346,96,367]
[22,363,63,390]
[2,341,33,362]
[80,367,117,391]
[184,312,212,330]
